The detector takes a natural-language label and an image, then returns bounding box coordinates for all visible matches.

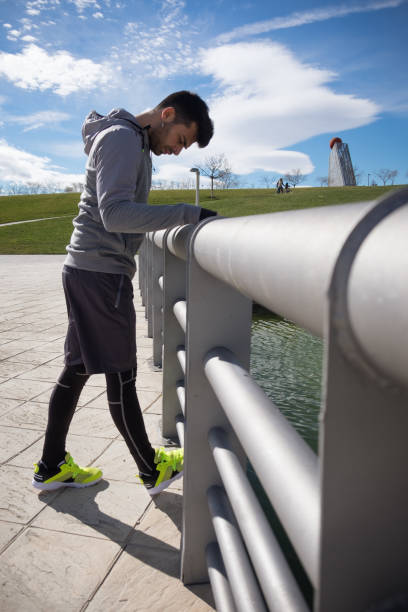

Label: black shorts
[62,265,137,374]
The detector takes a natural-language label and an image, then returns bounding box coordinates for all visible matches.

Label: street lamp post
[368,173,371,187]
[190,167,200,206]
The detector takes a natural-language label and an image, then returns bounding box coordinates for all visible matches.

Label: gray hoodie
[65,108,202,278]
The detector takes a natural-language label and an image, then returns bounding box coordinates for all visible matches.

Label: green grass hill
[0,185,403,254]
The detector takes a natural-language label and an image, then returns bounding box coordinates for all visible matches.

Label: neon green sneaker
[32,452,102,491]
[139,447,184,496]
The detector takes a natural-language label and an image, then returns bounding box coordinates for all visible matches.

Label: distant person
[32,91,216,496]
[276,177,284,193]
[284,182,290,192]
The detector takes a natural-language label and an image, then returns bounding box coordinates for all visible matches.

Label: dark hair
[156,90,214,148]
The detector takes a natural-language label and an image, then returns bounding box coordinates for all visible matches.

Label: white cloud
[3,23,12,29]
[48,141,85,158]
[0,44,117,96]
[93,11,104,18]
[121,0,198,78]
[70,0,102,10]
[21,35,37,42]
[185,41,380,175]
[0,139,84,187]
[218,1,404,43]
[7,110,71,132]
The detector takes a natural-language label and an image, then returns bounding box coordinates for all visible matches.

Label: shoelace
[156,448,183,471]
[66,456,81,479]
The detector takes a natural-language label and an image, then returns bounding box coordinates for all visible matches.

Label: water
[250,308,323,452]
[248,307,323,605]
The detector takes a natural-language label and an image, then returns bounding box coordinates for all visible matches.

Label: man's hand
[199,207,218,221]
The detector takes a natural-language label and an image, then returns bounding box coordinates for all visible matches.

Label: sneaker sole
[32,476,102,491]
[147,469,183,496]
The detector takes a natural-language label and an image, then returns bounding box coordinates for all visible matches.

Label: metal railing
[138,188,408,612]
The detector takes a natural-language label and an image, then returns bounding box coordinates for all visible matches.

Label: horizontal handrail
[177,347,186,374]
[204,347,320,585]
[345,193,408,387]
[209,427,309,611]
[192,203,374,337]
[166,224,194,260]
[175,414,185,447]
[207,485,268,612]
[153,229,166,249]
[173,299,187,332]
[206,542,237,612]
[176,382,185,415]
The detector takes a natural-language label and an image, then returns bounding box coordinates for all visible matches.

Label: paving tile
[143,412,168,446]
[0,321,25,333]
[137,345,155,359]
[32,383,105,406]
[0,465,60,523]
[32,479,150,542]
[70,407,119,438]
[0,342,44,361]
[0,397,22,417]
[84,373,106,387]
[0,527,120,612]
[136,371,163,392]
[86,389,160,411]
[0,401,49,431]
[16,363,63,382]
[0,330,64,342]
[5,349,63,365]
[144,395,162,414]
[9,433,112,469]
[137,337,154,348]
[0,377,53,401]
[133,489,183,548]
[0,520,24,552]
[87,535,214,612]
[0,425,43,463]
[0,360,37,379]
[96,439,140,483]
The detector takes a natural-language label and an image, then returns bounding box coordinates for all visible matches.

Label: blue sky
[0,0,407,190]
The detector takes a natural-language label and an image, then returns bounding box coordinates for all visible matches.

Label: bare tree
[317,176,328,187]
[261,174,278,189]
[283,169,307,188]
[389,170,398,185]
[216,168,240,189]
[375,168,398,186]
[197,153,231,198]
[353,165,364,186]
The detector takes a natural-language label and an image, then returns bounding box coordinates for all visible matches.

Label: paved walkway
[0,255,214,612]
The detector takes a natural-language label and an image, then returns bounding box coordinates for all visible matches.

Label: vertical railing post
[146,232,153,337]
[138,237,146,307]
[317,193,408,611]
[151,231,165,368]
[181,218,253,585]
[161,226,190,441]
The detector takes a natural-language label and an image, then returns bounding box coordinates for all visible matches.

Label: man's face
[149,111,197,156]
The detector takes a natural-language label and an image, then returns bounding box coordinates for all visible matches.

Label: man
[32,91,215,495]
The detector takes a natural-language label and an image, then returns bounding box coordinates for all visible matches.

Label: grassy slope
[0,185,403,254]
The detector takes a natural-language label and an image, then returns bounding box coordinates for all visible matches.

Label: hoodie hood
[82,108,147,155]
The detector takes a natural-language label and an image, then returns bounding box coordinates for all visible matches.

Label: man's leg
[105,369,183,495]
[105,368,155,475]
[33,363,102,490]
[41,363,89,466]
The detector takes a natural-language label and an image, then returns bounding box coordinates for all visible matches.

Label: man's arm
[95,128,204,233]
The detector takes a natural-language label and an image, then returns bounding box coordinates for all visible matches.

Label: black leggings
[41,364,156,476]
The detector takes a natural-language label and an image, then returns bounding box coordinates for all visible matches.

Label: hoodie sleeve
[94,127,202,233]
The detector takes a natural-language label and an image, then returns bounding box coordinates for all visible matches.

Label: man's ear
[161,106,176,123]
